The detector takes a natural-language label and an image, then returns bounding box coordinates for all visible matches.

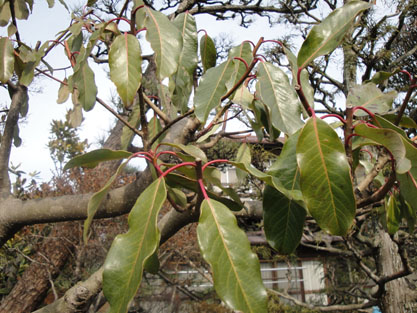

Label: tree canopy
[0,1,416,313]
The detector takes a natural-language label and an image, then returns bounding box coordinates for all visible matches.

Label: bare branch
[268,289,378,312]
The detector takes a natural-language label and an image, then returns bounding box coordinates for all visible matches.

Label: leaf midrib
[311,118,339,230]
[206,199,254,312]
[116,178,162,312]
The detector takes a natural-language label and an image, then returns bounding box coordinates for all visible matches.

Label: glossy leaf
[0,37,14,83]
[297,1,371,69]
[386,194,400,235]
[200,33,216,73]
[397,167,417,214]
[235,143,251,181]
[381,114,417,129]
[296,117,356,235]
[354,124,413,174]
[15,0,29,20]
[160,142,207,163]
[73,61,97,111]
[197,198,268,313]
[64,149,132,171]
[194,59,235,123]
[268,130,301,191]
[109,34,142,107]
[366,70,397,85]
[133,0,146,29]
[83,160,130,242]
[171,12,198,112]
[226,42,253,90]
[103,178,167,313]
[0,3,11,27]
[263,185,306,254]
[256,62,303,135]
[144,7,182,80]
[57,79,70,104]
[347,83,396,116]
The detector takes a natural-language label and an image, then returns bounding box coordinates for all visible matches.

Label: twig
[268,289,378,311]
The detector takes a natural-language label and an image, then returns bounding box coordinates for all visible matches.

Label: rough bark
[0,222,78,313]
[0,84,28,197]
[377,230,416,313]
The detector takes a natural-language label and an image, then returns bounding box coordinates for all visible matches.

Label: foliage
[1,0,417,312]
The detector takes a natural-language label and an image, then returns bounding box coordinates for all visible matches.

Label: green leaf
[173,12,198,75]
[197,198,268,313]
[232,85,254,108]
[171,12,198,113]
[366,70,397,85]
[194,59,235,123]
[73,61,97,111]
[103,178,167,313]
[296,117,356,235]
[14,0,29,20]
[83,160,129,242]
[133,0,146,29]
[160,142,207,163]
[87,0,98,6]
[235,143,251,181]
[0,37,14,83]
[268,130,301,191]
[226,42,253,91]
[0,3,11,26]
[263,185,306,254]
[109,34,142,108]
[397,168,417,214]
[7,23,16,37]
[386,194,400,235]
[200,33,216,73]
[46,0,54,8]
[144,7,182,80]
[354,124,413,174]
[64,149,132,171]
[347,83,396,116]
[297,1,371,69]
[57,79,70,104]
[256,62,304,135]
[381,114,417,129]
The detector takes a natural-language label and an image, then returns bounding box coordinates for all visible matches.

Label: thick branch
[0,83,28,197]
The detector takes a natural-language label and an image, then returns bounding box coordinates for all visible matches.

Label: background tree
[0,1,416,313]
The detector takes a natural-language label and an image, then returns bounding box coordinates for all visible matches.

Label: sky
[2,1,289,182]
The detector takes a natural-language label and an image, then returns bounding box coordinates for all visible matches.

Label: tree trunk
[0,222,78,313]
[377,229,415,313]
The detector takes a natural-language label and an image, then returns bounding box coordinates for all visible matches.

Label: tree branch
[268,289,378,312]
[0,83,28,197]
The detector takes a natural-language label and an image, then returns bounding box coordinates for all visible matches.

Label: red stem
[296,68,314,117]
[202,159,230,171]
[233,57,249,70]
[161,162,196,177]
[198,179,209,200]
[320,114,346,124]
[400,70,412,82]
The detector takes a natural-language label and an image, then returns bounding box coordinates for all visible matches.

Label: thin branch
[268,289,378,312]
[142,93,170,124]
[346,239,381,284]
